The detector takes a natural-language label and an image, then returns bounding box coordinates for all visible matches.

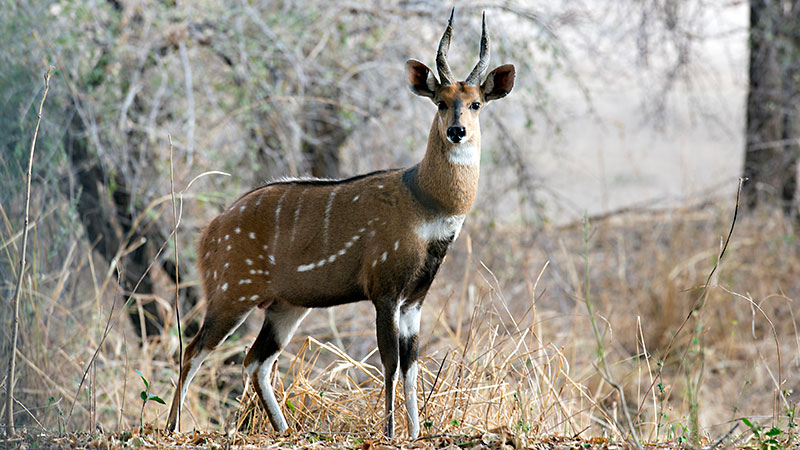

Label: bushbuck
[166,9,515,440]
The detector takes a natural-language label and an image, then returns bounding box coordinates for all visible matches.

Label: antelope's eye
[437,100,447,110]
[470,102,481,110]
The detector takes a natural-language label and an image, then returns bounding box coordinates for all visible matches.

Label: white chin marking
[414,215,465,242]
[448,143,479,166]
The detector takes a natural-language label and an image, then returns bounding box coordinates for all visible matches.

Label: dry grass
[1,186,799,449]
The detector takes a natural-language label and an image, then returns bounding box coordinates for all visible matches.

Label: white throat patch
[414,215,465,242]
[448,143,480,166]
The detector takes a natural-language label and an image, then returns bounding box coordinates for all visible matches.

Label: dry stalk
[5,67,52,436]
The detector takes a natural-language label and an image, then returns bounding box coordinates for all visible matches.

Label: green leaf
[765,427,782,436]
[135,370,149,390]
[149,394,166,405]
[423,421,433,429]
[741,417,754,428]
[286,399,295,412]
[140,391,147,401]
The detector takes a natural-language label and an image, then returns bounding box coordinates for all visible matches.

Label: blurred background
[1,0,798,445]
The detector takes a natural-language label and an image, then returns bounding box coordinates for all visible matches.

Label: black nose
[446,126,466,143]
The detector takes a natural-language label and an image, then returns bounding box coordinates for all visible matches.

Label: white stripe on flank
[322,186,341,250]
[291,188,308,243]
[271,187,292,263]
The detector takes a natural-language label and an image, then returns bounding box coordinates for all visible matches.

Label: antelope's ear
[406,59,438,100]
[481,64,515,102]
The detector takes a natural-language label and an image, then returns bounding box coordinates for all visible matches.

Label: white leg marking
[180,349,210,406]
[399,306,421,338]
[404,362,420,440]
[255,354,288,432]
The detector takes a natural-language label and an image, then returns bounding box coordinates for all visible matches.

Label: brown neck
[413,119,481,216]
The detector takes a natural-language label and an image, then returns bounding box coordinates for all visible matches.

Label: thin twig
[168,135,184,431]
[634,177,747,425]
[5,67,52,437]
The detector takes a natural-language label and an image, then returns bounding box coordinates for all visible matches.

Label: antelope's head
[406,10,515,148]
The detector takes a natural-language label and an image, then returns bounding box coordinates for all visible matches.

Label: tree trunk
[742,0,800,214]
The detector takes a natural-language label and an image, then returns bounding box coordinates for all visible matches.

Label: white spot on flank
[381,251,388,262]
[297,263,316,272]
[328,255,336,263]
[268,255,275,265]
[378,184,384,189]
[240,205,246,212]
[213,271,217,280]
[258,254,264,260]
[217,237,221,244]
[352,235,360,241]
[249,232,256,239]
[250,295,259,301]
[224,262,230,269]
[221,283,228,292]
[394,240,399,251]
[415,215,465,241]
[238,296,246,301]
[344,241,353,249]
[352,195,359,202]
[249,269,256,274]
[224,234,229,240]
[359,228,366,233]
[239,279,252,284]
[372,260,377,268]
[317,259,326,267]
[338,249,346,256]
[226,244,232,251]
[263,244,269,251]
[204,251,210,258]
[234,227,241,234]
[448,143,480,166]
[245,258,253,265]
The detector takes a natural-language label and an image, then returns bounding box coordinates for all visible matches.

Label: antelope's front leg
[399,303,422,440]
[375,302,400,439]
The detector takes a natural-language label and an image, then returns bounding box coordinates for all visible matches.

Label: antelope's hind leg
[166,296,251,431]
[243,301,309,433]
